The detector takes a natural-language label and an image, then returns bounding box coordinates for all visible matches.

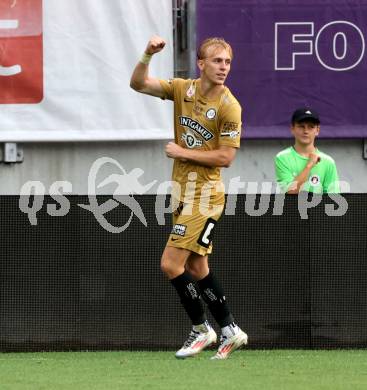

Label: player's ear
[197,59,205,71]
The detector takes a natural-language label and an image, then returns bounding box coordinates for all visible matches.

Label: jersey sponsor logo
[223,122,239,131]
[179,116,214,141]
[309,174,320,186]
[221,122,240,138]
[193,104,204,115]
[206,108,216,120]
[181,131,203,149]
[171,223,187,236]
[220,130,239,138]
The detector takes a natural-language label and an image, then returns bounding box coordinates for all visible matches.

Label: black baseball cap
[291,108,320,124]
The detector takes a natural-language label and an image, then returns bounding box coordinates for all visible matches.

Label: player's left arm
[165,143,237,168]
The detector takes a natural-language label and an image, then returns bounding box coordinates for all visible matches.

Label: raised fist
[145,36,166,55]
[309,152,321,166]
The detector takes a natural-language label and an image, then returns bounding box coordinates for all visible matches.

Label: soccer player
[130,36,248,359]
[275,108,340,194]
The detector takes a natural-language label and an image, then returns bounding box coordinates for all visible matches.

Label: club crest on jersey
[309,174,320,186]
[181,131,203,149]
[179,116,214,141]
[206,108,216,120]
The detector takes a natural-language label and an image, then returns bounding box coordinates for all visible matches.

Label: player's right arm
[275,153,320,194]
[287,153,320,194]
[130,36,166,98]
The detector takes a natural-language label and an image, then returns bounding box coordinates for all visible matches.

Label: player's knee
[160,260,170,276]
[186,263,209,281]
[185,264,199,279]
[160,255,182,279]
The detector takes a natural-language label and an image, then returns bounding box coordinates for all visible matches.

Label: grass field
[1,350,366,390]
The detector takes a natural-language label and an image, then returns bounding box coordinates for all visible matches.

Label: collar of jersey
[291,146,319,160]
[195,79,227,103]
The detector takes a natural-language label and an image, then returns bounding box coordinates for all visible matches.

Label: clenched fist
[308,152,321,167]
[145,36,166,55]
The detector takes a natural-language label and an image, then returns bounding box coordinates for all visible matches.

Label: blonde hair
[197,37,233,60]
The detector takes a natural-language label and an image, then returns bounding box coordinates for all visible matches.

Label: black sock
[197,271,234,328]
[170,272,206,326]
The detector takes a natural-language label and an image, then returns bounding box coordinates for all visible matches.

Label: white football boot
[211,328,248,360]
[175,322,217,359]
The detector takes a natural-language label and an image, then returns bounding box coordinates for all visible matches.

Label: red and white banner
[0,0,173,141]
[0,0,43,104]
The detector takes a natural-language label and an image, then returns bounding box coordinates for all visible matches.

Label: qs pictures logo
[0,0,43,103]
[78,157,157,233]
[18,157,158,234]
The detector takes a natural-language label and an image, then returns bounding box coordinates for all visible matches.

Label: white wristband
[140,52,153,65]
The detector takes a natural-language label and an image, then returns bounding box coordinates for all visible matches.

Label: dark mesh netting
[0,194,366,351]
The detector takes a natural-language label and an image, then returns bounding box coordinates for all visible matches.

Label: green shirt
[274,146,340,193]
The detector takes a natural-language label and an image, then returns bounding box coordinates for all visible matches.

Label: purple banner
[197,0,367,138]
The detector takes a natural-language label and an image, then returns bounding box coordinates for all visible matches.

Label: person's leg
[161,246,205,325]
[186,253,248,360]
[161,246,216,358]
[186,253,233,326]
[184,253,209,280]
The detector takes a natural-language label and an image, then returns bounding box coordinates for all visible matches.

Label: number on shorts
[197,218,217,248]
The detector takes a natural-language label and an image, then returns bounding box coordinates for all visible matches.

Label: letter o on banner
[315,20,365,71]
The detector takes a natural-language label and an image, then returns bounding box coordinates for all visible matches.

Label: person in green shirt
[275,108,340,194]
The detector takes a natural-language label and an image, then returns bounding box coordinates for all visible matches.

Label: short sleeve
[218,103,242,148]
[323,161,340,193]
[159,79,175,100]
[274,155,295,193]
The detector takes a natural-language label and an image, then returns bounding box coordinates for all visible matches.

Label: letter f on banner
[0,19,21,76]
[275,22,314,70]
